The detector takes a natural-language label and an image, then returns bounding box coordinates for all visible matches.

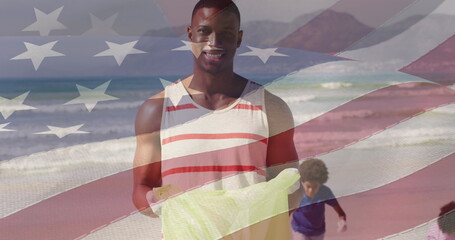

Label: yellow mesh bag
[157,168,300,240]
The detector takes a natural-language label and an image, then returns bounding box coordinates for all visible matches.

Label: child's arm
[332,204,346,221]
[332,204,347,232]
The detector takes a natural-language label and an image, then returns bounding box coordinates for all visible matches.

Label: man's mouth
[203,50,224,61]
[205,52,223,58]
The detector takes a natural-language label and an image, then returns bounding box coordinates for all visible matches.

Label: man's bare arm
[265,90,302,211]
[265,90,299,178]
[132,93,164,217]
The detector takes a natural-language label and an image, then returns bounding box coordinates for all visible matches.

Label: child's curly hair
[438,201,455,235]
[298,158,329,184]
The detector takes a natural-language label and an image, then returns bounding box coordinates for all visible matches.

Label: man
[133,0,299,238]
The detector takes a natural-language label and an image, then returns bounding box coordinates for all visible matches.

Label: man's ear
[187,26,192,41]
[237,30,243,48]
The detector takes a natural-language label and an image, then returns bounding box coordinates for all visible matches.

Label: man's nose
[208,32,221,46]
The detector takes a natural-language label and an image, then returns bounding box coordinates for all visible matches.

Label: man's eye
[221,32,236,39]
[197,29,209,34]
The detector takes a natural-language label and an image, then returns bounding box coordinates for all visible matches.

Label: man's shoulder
[142,91,165,113]
[135,91,165,134]
[264,89,288,108]
[263,89,294,136]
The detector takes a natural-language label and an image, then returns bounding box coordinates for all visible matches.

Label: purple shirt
[291,185,339,236]
[427,222,455,240]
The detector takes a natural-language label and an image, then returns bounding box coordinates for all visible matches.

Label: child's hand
[337,219,347,232]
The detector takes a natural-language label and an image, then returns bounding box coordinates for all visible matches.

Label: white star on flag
[2,1,455,239]
[172,40,192,51]
[64,80,118,112]
[167,77,188,107]
[83,13,119,36]
[160,78,183,106]
[0,91,36,119]
[10,41,65,70]
[239,46,288,64]
[160,78,183,105]
[160,78,174,88]
[0,123,15,132]
[35,124,89,138]
[22,6,67,36]
[94,40,146,66]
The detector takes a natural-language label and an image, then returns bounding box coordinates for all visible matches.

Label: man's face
[302,180,321,199]
[188,7,242,74]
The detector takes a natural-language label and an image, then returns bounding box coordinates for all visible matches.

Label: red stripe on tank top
[232,104,263,111]
[162,133,268,145]
[166,103,198,112]
[161,165,265,177]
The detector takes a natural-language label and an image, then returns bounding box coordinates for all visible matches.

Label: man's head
[187,0,243,74]
[299,158,329,198]
[191,0,241,26]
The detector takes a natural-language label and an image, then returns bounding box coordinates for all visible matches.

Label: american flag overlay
[1,0,454,239]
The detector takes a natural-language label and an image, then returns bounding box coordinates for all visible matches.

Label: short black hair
[299,158,329,184]
[438,201,455,235]
[191,0,241,25]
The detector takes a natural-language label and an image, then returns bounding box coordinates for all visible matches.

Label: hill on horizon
[143,10,454,54]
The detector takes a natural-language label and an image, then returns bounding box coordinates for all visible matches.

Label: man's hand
[152,184,183,201]
[145,184,183,217]
[139,206,160,218]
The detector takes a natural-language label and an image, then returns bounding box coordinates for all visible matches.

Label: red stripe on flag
[2,82,454,240]
[162,133,268,145]
[275,0,417,53]
[0,170,136,240]
[290,82,455,160]
[230,153,455,240]
[162,165,264,177]
[324,153,455,239]
[154,0,198,35]
[400,34,455,86]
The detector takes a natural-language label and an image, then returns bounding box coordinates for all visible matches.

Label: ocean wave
[293,112,323,123]
[282,95,316,103]
[432,103,455,114]
[382,218,441,240]
[350,128,455,149]
[320,82,353,89]
[29,100,144,114]
[293,101,455,149]
[0,137,135,172]
[293,125,454,149]
[348,103,455,149]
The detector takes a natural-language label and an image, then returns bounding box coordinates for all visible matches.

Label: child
[427,201,455,240]
[290,158,347,240]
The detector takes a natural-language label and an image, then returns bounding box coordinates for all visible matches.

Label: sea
[1,71,454,239]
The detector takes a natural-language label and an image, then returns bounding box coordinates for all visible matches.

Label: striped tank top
[160,80,269,192]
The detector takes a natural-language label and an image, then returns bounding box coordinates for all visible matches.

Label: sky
[2,0,454,36]
[0,0,339,35]
[154,0,455,27]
